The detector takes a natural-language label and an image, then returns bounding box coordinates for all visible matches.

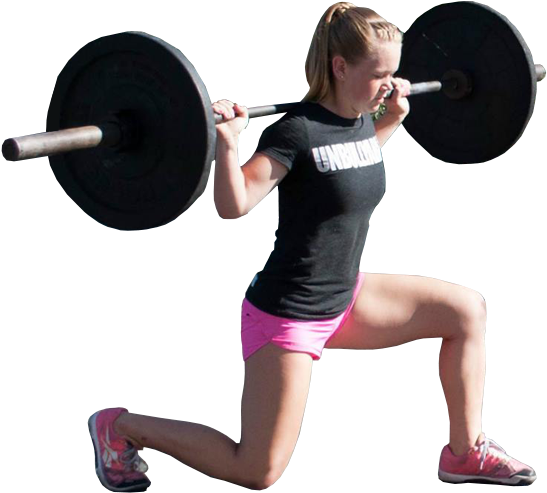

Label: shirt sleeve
[254,115,307,171]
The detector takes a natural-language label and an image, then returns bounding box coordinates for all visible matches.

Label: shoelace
[120,446,149,473]
[479,437,508,471]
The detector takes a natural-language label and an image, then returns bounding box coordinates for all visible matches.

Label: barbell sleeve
[398,80,443,97]
[2,122,122,162]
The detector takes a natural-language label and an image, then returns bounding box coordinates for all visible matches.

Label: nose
[381,84,393,98]
[382,77,393,92]
[380,78,393,98]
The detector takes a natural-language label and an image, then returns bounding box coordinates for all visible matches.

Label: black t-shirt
[244,101,385,320]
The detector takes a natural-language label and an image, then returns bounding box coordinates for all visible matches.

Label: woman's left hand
[383,77,411,120]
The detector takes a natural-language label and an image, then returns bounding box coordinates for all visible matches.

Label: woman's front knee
[454,288,487,336]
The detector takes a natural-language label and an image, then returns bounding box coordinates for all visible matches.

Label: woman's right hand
[213,100,249,144]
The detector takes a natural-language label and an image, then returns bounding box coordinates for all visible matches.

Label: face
[333,41,402,114]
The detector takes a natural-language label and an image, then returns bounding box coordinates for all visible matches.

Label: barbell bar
[4,64,545,163]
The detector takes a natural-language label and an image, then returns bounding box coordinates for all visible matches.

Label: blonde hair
[303,2,403,102]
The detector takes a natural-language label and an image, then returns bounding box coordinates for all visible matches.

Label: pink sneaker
[438,434,536,486]
[88,408,151,492]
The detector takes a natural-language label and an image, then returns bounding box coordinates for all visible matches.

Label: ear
[331,55,348,81]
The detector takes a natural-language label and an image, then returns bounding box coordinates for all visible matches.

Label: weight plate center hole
[442,69,473,100]
[107,110,142,154]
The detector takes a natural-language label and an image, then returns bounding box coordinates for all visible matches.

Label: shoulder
[263,104,310,135]
[258,104,312,151]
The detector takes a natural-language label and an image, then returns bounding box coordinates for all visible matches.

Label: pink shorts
[241,273,365,361]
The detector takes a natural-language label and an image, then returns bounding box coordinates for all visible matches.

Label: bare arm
[374,77,411,147]
[214,136,246,219]
[213,100,289,219]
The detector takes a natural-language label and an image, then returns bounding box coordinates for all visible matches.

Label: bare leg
[439,325,486,455]
[114,413,243,485]
[114,343,313,490]
[325,273,487,456]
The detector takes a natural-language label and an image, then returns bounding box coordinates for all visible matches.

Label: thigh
[237,342,313,481]
[325,272,485,350]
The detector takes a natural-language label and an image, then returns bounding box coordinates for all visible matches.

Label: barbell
[2,1,545,230]
[0,80,446,161]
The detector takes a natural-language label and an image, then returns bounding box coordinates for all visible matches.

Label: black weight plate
[398,1,537,164]
[47,32,216,230]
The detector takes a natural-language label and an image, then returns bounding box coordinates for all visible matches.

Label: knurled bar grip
[4,64,545,162]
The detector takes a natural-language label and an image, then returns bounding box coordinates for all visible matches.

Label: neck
[319,92,362,120]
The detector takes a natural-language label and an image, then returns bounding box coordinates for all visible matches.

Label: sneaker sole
[88,411,151,492]
[439,469,537,486]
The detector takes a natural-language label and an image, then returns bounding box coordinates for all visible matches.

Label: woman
[88,3,536,490]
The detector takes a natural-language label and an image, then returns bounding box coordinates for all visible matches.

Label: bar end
[2,139,21,161]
